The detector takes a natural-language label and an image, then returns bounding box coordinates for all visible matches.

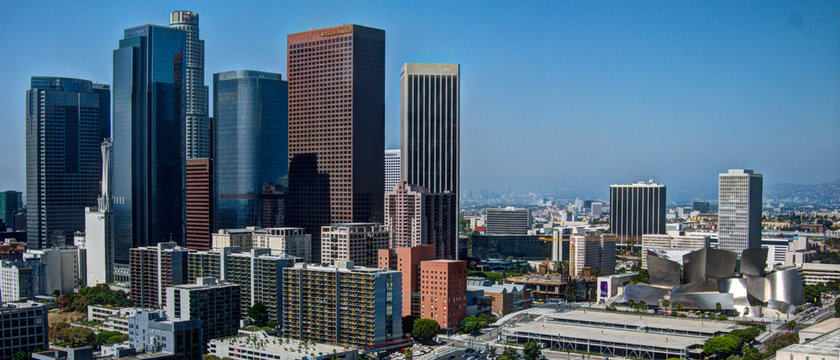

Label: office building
[609,181,666,240]
[420,260,467,330]
[0,260,45,301]
[188,248,297,325]
[26,77,110,249]
[692,201,711,213]
[641,232,711,269]
[384,181,457,258]
[208,331,357,360]
[87,305,139,334]
[591,202,604,217]
[466,279,532,317]
[0,301,48,360]
[166,277,241,341]
[211,226,263,251]
[321,223,389,268]
[24,247,85,294]
[0,191,22,228]
[213,70,288,230]
[252,228,312,262]
[569,233,616,277]
[287,25,386,264]
[377,245,435,317]
[84,140,114,286]
[283,262,402,347]
[128,310,203,359]
[718,169,763,252]
[185,158,213,250]
[129,242,190,308]
[260,183,286,228]
[486,207,531,235]
[385,149,401,192]
[113,25,185,261]
[169,10,209,160]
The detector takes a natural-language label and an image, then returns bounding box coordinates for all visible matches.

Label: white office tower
[170,10,210,159]
[384,149,401,192]
[718,169,763,252]
[84,140,114,286]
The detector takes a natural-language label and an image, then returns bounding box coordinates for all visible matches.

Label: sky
[1,1,838,201]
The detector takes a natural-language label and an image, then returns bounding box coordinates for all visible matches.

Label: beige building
[569,233,616,277]
[252,228,312,263]
[212,227,263,251]
[798,263,840,285]
[321,223,389,268]
[384,181,457,258]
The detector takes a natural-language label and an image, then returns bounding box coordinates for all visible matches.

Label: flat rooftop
[211,332,353,356]
[547,310,738,334]
[508,320,704,350]
[801,318,840,335]
[778,328,840,356]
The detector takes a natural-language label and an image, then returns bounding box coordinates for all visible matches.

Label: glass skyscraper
[213,70,288,230]
[169,10,210,159]
[25,77,110,249]
[0,191,22,229]
[112,25,185,263]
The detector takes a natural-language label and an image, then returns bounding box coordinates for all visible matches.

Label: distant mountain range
[764,180,840,207]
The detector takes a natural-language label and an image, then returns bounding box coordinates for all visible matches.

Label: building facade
[569,234,616,277]
[384,182,457,259]
[609,181,667,241]
[166,277,241,342]
[24,247,84,294]
[26,77,110,249]
[128,310,203,359]
[169,10,210,160]
[0,191,22,228]
[213,70,289,230]
[84,140,114,286]
[718,169,763,252]
[185,158,213,250]
[641,232,710,269]
[0,260,45,302]
[485,207,531,235]
[129,242,190,308]
[0,301,48,360]
[287,25,386,264]
[113,25,185,261]
[385,149,401,192]
[252,228,312,262]
[283,262,401,347]
[321,223,389,268]
[420,260,467,330]
[377,245,435,317]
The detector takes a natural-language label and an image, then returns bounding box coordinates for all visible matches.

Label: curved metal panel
[746,276,769,303]
[767,268,805,306]
[705,248,738,280]
[620,284,670,305]
[682,248,707,284]
[673,279,719,294]
[740,248,768,277]
[647,253,681,288]
[670,292,735,310]
[718,277,755,316]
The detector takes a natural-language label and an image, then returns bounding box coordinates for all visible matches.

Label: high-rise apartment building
[188,248,297,325]
[569,234,616,277]
[320,223,389,268]
[166,277,241,342]
[377,245,435,317]
[26,77,110,249]
[84,140,114,286]
[609,181,666,240]
[252,228,312,262]
[718,169,763,252]
[420,260,467,330]
[185,158,213,250]
[385,181,457,258]
[287,25,386,263]
[170,10,210,159]
[283,262,402,347]
[129,242,190,308]
[385,149,401,192]
[0,301,49,360]
[0,191,22,228]
[113,25,185,261]
[213,70,289,230]
[486,207,531,235]
[400,63,460,258]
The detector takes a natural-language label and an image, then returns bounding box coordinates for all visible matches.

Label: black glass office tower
[213,70,288,229]
[25,77,110,249]
[112,25,185,263]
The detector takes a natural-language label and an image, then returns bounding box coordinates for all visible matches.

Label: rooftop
[210,331,353,357]
[778,328,840,356]
[547,310,738,334]
[508,320,704,350]
[801,318,840,335]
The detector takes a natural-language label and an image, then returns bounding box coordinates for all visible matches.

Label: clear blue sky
[1,1,838,201]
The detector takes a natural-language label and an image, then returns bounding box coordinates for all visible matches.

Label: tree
[412,318,440,341]
[248,303,269,326]
[96,331,123,346]
[522,342,542,360]
[834,299,840,317]
[499,347,521,360]
[14,351,31,360]
[403,315,419,335]
[675,302,684,311]
[784,321,797,331]
[404,348,414,360]
[715,302,722,312]
[627,299,636,309]
[267,320,278,329]
[487,347,498,359]
[703,335,739,358]
[743,307,750,317]
[54,326,96,347]
[662,299,670,308]
[565,281,577,301]
[632,269,650,284]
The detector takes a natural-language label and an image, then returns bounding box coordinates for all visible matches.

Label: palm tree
[662,299,671,309]
[675,302,684,311]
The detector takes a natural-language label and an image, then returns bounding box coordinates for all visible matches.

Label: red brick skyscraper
[287,25,385,263]
[185,158,212,250]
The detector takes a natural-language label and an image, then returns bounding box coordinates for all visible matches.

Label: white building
[24,247,85,294]
[798,263,840,286]
[0,260,45,301]
[641,231,710,269]
[718,169,763,252]
[82,139,114,286]
[208,331,357,360]
[384,149,400,193]
[252,227,312,263]
[569,233,616,276]
[87,305,139,334]
[596,272,637,303]
[777,327,840,360]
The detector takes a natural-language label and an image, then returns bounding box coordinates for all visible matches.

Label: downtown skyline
[0,1,838,202]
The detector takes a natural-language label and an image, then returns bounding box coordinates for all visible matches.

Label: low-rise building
[420,260,467,330]
[799,318,840,344]
[166,277,241,342]
[128,310,202,360]
[207,331,357,360]
[595,272,637,303]
[798,263,840,285]
[87,305,139,334]
[24,247,86,294]
[777,328,840,360]
[0,301,49,360]
[212,227,264,251]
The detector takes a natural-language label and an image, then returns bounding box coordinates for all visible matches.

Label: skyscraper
[287,25,386,263]
[169,10,210,159]
[609,181,666,240]
[485,207,531,235]
[185,158,212,250]
[718,169,763,252]
[0,191,22,228]
[112,25,185,261]
[213,70,288,230]
[384,181,457,258]
[400,63,460,258]
[84,140,114,286]
[26,77,110,249]
[385,149,401,192]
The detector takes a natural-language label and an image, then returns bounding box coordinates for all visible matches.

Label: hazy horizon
[1,1,838,202]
